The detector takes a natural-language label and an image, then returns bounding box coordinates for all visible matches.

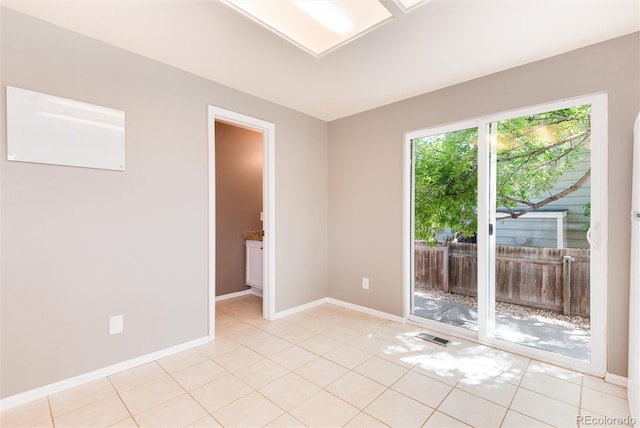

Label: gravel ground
[417,287,591,330]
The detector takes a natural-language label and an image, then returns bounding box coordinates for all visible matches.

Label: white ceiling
[3,0,639,121]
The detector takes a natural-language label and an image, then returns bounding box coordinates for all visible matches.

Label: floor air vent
[416,332,450,346]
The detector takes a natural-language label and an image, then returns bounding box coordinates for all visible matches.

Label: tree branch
[497,129,590,162]
[498,168,591,218]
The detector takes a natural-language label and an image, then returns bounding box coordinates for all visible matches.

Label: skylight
[392,0,432,13]
[222,0,393,57]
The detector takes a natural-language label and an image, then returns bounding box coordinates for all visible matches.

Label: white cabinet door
[246,240,263,289]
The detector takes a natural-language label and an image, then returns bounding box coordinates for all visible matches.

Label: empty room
[1,1,639,427]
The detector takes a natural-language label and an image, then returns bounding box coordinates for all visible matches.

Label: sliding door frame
[403,119,479,341]
[403,93,608,376]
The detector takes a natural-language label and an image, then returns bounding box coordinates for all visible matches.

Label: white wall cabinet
[246,240,263,294]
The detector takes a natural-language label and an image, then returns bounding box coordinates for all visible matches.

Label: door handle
[587,224,599,249]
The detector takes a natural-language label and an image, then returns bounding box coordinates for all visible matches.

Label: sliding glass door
[488,103,594,361]
[410,124,479,332]
[406,95,607,374]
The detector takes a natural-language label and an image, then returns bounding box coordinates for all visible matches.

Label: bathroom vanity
[245,239,263,296]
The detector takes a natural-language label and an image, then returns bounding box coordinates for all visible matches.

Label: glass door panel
[411,127,479,332]
[490,104,592,361]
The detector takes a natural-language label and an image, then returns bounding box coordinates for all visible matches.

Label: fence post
[443,245,449,293]
[562,255,572,315]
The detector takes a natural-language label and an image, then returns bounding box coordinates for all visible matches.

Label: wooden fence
[414,243,590,315]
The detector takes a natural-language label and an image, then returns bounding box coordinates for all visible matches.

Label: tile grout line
[429,380,460,425]
[45,381,135,427]
[106,373,139,427]
[218,298,627,427]
[511,358,582,427]
[321,367,388,413]
[215,314,403,426]
[215,338,372,426]
[249,385,297,425]
[517,368,585,408]
[6,295,626,428]
[46,396,56,428]
[177,329,325,425]
[497,358,531,427]
[155,350,229,427]
[501,357,555,428]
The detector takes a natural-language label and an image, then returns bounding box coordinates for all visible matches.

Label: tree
[414,105,591,245]
[414,127,478,243]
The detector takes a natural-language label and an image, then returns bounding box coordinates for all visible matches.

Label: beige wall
[0,8,328,398]
[328,33,640,376]
[215,122,263,296]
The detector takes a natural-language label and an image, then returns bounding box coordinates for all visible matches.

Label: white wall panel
[7,86,125,171]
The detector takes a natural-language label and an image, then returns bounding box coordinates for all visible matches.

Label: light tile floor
[0,295,633,428]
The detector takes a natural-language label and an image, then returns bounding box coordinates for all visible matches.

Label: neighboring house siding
[496,217,563,248]
[496,155,591,249]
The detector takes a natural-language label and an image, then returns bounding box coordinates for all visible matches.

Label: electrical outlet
[109,315,123,335]
[362,277,370,290]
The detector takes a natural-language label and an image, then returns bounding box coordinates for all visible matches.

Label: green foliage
[583,202,591,231]
[414,105,591,245]
[494,106,591,212]
[414,128,478,244]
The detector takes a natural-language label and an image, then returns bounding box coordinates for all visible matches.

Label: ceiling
[3,0,639,121]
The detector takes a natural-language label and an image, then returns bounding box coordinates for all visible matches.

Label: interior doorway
[214,120,263,297]
[208,106,276,341]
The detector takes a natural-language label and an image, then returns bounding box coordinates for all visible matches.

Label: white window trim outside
[496,210,568,249]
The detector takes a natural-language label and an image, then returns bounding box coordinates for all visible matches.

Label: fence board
[414,243,590,315]
[414,244,448,291]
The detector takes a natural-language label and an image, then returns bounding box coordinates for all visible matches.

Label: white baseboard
[327,298,406,324]
[1,298,403,411]
[273,297,329,319]
[215,289,251,301]
[605,372,629,387]
[273,297,405,324]
[0,336,209,412]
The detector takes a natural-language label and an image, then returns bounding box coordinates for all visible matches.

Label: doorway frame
[403,94,608,376]
[207,105,276,341]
